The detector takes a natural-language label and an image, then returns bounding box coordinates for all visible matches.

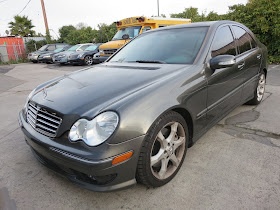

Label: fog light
[112,151,133,165]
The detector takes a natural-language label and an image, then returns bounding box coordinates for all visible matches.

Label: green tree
[171,7,201,22]
[8,15,35,36]
[226,0,280,62]
[58,25,76,43]
[96,23,117,43]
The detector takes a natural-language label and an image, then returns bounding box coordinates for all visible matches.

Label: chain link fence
[0,43,26,63]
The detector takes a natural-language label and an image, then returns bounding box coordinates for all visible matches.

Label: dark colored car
[68,43,102,65]
[53,44,94,65]
[28,43,70,63]
[19,21,267,192]
[38,45,72,64]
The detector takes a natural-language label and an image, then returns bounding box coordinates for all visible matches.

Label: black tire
[84,55,93,65]
[136,111,189,188]
[246,70,266,105]
[32,60,38,63]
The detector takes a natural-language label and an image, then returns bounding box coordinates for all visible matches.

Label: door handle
[257,54,262,59]
[238,62,245,70]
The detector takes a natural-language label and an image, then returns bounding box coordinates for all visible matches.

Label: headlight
[99,50,104,55]
[94,53,100,58]
[78,54,84,58]
[33,53,37,56]
[69,111,119,146]
[58,55,66,58]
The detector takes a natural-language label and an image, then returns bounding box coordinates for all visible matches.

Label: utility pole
[157,0,159,16]
[40,0,49,36]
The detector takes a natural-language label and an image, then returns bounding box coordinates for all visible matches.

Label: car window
[68,45,79,51]
[232,26,252,54]
[211,26,236,58]
[110,27,209,64]
[56,44,66,49]
[248,33,257,49]
[85,45,98,51]
[47,45,56,51]
[112,26,142,40]
[80,45,90,50]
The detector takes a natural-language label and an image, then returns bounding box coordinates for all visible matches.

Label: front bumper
[53,57,68,64]
[93,55,108,64]
[28,55,39,61]
[38,56,53,63]
[68,57,84,65]
[18,110,144,191]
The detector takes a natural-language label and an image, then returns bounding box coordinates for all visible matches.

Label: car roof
[146,20,245,32]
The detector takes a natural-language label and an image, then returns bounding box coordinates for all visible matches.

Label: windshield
[54,48,63,52]
[112,26,142,40]
[68,45,79,51]
[110,27,209,64]
[38,45,48,51]
[85,45,98,51]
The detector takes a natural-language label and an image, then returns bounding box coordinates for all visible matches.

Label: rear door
[231,25,262,102]
[206,25,244,124]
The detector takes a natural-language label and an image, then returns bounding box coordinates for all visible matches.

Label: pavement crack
[218,124,280,149]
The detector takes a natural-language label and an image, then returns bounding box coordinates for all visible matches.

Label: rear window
[110,27,209,64]
[232,26,252,54]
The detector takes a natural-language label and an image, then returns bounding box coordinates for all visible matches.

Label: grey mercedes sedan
[19,21,267,192]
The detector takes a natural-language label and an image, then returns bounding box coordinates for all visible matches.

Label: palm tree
[8,15,35,37]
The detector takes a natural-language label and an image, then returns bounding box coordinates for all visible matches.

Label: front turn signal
[112,151,133,165]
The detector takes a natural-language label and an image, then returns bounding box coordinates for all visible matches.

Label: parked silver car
[53,43,94,64]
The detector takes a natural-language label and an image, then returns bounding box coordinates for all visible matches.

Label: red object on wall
[0,37,25,60]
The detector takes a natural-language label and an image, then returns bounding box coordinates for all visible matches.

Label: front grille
[103,49,118,55]
[26,102,62,137]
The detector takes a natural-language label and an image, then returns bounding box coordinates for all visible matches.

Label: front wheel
[246,70,266,105]
[84,55,93,65]
[136,111,188,188]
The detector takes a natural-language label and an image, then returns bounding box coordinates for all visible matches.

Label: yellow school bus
[95,16,191,63]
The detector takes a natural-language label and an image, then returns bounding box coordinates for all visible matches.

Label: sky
[0,0,248,38]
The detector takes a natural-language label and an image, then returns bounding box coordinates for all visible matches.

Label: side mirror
[210,55,236,70]
[122,34,129,40]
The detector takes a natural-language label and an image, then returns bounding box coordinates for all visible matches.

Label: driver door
[206,25,244,125]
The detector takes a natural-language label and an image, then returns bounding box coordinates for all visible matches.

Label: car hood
[35,50,55,55]
[31,63,190,117]
[70,50,95,57]
[55,51,75,56]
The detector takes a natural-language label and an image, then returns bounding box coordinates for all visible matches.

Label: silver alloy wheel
[257,74,265,101]
[150,121,186,180]
[85,56,93,65]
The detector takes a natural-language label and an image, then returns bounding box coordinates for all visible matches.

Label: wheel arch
[172,107,194,146]
[263,68,267,78]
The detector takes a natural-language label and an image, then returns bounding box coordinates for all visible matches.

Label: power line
[0,0,32,21]
[18,0,32,15]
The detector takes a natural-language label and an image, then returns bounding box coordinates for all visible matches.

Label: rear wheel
[136,111,188,188]
[32,60,38,63]
[246,70,266,105]
[84,55,93,65]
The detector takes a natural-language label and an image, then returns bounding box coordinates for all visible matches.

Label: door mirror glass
[210,55,236,70]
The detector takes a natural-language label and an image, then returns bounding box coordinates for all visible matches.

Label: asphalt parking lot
[0,62,280,209]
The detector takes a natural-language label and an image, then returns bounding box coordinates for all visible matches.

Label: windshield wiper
[135,60,166,64]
